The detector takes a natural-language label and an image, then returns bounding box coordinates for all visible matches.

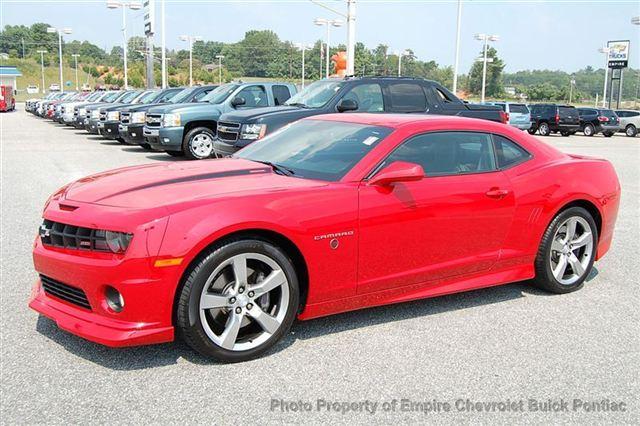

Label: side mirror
[369,161,425,187]
[231,96,246,107]
[337,98,358,113]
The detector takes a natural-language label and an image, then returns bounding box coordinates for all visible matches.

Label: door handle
[485,188,510,199]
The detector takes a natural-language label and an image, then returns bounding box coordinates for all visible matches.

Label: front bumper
[143,126,183,151]
[119,124,145,145]
[86,118,100,134]
[510,121,531,130]
[599,124,621,133]
[101,122,120,139]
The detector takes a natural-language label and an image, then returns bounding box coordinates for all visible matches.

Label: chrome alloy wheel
[199,253,290,351]
[549,216,594,285]
[190,133,214,158]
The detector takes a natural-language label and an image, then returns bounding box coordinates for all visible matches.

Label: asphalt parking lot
[1,106,639,424]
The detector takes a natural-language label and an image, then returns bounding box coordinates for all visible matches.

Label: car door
[233,85,269,109]
[340,82,385,112]
[357,131,515,294]
[384,82,429,113]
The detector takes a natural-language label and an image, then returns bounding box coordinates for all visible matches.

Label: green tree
[467,46,505,98]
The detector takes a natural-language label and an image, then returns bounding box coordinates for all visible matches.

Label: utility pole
[47,27,72,91]
[37,50,47,94]
[21,38,25,58]
[161,0,167,88]
[346,0,356,76]
[452,0,462,94]
[180,35,202,86]
[72,54,80,90]
[599,47,610,108]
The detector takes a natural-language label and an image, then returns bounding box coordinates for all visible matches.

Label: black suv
[528,104,580,136]
[577,108,620,137]
[213,77,505,157]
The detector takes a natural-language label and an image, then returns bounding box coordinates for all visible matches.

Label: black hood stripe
[95,167,270,202]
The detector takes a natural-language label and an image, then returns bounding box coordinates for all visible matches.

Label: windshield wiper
[254,160,295,176]
[285,102,309,108]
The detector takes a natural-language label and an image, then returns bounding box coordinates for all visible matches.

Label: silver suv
[615,110,640,137]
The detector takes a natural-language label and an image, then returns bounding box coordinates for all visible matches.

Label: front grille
[40,274,91,310]
[120,112,130,124]
[39,219,110,252]
[146,114,162,127]
[217,121,240,142]
[99,111,107,122]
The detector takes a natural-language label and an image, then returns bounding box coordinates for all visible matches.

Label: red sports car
[30,114,620,362]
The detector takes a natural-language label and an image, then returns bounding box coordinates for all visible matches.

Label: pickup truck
[119,85,217,148]
[143,81,297,159]
[213,76,506,157]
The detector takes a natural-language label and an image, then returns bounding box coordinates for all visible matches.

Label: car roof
[306,113,505,131]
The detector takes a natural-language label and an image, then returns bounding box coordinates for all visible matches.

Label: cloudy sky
[2,0,638,72]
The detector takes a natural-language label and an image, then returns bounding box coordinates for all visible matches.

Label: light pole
[314,18,343,78]
[161,0,167,88]
[296,43,313,88]
[452,0,463,94]
[215,54,224,85]
[46,27,72,91]
[599,47,611,108]
[569,77,575,104]
[72,54,80,90]
[37,50,47,94]
[395,50,410,77]
[475,33,499,103]
[107,1,143,90]
[180,35,203,86]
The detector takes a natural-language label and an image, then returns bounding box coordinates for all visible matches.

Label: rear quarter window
[388,83,427,112]
[509,104,528,114]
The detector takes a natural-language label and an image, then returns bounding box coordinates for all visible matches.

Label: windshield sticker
[362,136,378,146]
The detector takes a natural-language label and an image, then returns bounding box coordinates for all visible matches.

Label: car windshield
[202,84,239,104]
[236,119,393,182]
[120,91,142,103]
[284,80,344,108]
[510,104,528,114]
[86,92,102,101]
[137,91,160,104]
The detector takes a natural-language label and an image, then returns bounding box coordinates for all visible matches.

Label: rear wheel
[538,122,551,136]
[583,123,595,137]
[183,127,215,160]
[176,239,299,362]
[527,127,537,135]
[533,207,597,294]
[625,124,637,137]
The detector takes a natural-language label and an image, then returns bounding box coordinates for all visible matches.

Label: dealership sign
[144,0,155,35]
[607,40,630,69]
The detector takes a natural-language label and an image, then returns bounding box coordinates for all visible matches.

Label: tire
[117,137,127,144]
[176,238,300,362]
[583,123,595,137]
[560,131,571,137]
[140,143,152,150]
[625,124,637,137]
[183,126,215,160]
[603,132,613,138]
[538,122,551,136]
[527,128,537,135]
[533,207,598,294]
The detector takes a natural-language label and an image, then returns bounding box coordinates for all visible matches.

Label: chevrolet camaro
[30,114,620,362]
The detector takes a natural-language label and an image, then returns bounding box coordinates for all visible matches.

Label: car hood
[63,158,327,210]
[120,102,171,113]
[219,105,319,124]
[147,102,222,115]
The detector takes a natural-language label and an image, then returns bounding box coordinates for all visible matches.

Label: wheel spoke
[232,255,248,290]
[564,218,577,242]
[250,269,285,298]
[551,239,564,253]
[553,255,568,280]
[219,312,243,350]
[199,293,229,310]
[571,231,592,248]
[247,307,281,334]
[568,253,585,276]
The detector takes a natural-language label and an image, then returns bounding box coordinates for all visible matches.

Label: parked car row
[27,77,514,160]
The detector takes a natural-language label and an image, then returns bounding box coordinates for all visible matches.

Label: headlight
[240,123,267,140]
[162,113,181,127]
[131,111,146,124]
[95,230,133,253]
[91,110,100,118]
[107,111,120,121]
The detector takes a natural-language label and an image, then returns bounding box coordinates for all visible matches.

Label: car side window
[235,85,268,108]
[342,83,384,112]
[272,85,292,106]
[493,134,531,169]
[387,83,427,112]
[383,132,496,176]
[157,91,178,102]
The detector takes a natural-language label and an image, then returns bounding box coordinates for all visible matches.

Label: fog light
[105,286,124,313]
[163,138,170,143]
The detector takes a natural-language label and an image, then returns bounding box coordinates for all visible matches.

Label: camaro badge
[314,231,354,249]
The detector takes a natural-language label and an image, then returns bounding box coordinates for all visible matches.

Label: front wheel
[625,125,637,137]
[583,123,595,137]
[176,239,299,362]
[538,122,551,136]
[140,143,152,150]
[183,127,215,160]
[533,207,597,294]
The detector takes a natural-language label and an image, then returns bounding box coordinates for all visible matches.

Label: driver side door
[357,131,515,294]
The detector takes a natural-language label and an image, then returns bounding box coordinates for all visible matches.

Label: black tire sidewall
[183,127,215,160]
[177,239,299,362]
[533,207,598,294]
